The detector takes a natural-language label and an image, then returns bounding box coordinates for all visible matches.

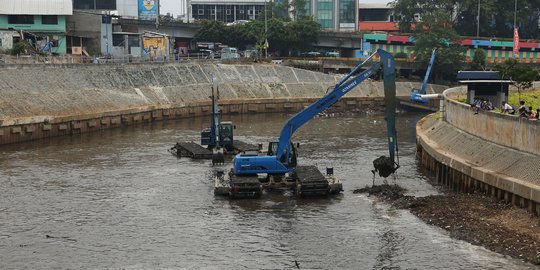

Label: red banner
[513,27,520,58]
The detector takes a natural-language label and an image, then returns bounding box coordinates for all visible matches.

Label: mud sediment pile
[355,184,540,265]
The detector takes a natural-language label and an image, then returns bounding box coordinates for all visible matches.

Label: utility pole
[513,0,517,28]
[476,0,480,37]
[155,0,160,30]
[265,0,268,59]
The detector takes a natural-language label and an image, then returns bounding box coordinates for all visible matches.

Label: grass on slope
[455,89,540,110]
[508,89,540,110]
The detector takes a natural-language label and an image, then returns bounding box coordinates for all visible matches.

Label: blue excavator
[410,48,437,104]
[200,77,234,150]
[219,49,400,197]
[170,77,234,165]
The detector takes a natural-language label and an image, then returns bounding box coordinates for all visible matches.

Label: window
[73,0,115,10]
[210,9,215,15]
[128,36,139,47]
[73,0,94,9]
[339,0,355,24]
[96,0,116,10]
[113,34,124,47]
[8,15,34,24]
[240,9,244,14]
[226,9,231,15]
[198,9,204,15]
[42,15,58,25]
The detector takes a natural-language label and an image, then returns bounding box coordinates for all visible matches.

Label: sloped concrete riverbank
[0,62,445,145]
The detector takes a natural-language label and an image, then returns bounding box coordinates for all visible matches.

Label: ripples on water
[0,113,535,269]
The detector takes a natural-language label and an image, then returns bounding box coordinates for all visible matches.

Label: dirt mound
[354,185,540,265]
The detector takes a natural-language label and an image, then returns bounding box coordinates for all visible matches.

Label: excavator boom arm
[275,50,394,163]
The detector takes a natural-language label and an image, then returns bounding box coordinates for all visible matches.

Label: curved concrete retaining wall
[417,87,540,215]
[0,62,445,145]
[444,86,540,156]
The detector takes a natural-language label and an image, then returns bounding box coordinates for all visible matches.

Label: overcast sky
[159,0,393,18]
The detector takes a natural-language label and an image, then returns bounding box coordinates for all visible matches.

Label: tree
[290,0,308,20]
[471,48,486,70]
[391,0,459,33]
[240,20,266,57]
[495,59,539,100]
[194,17,319,57]
[265,18,288,55]
[285,17,320,55]
[194,20,226,43]
[222,24,249,50]
[412,11,466,82]
[392,0,540,39]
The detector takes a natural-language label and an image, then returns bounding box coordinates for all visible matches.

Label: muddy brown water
[0,112,536,269]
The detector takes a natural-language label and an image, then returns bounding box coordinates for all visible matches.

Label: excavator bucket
[212,148,225,165]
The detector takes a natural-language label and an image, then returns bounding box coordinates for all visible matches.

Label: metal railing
[0,53,219,65]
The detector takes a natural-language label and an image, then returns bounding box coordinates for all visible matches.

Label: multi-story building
[71,0,147,19]
[0,1,73,54]
[188,0,357,31]
[308,0,357,31]
[358,2,399,32]
[190,0,265,23]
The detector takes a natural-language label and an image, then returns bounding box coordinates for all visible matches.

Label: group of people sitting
[471,97,494,114]
[471,97,539,120]
[501,100,540,120]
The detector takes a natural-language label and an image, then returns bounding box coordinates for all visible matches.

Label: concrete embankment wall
[444,86,540,156]
[417,87,540,215]
[0,62,446,145]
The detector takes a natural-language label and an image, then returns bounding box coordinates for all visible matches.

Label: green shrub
[10,42,26,55]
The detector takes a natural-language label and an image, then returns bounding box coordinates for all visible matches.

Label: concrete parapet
[417,115,540,215]
[444,86,540,156]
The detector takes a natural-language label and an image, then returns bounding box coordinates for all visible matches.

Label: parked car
[325,52,340,57]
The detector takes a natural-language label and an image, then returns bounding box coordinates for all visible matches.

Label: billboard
[139,0,158,21]
[143,35,167,59]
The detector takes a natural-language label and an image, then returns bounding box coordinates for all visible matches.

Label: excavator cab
[200,122,234,151]
[267,142,297,168]
[219,121,234,151]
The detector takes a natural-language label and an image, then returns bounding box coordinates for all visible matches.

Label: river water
[0,112,535,269]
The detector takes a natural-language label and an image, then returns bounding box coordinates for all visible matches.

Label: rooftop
[0,0,73,15]
[457,71,501,80]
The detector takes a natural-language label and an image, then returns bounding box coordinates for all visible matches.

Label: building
[308,0,357,31]
[68,0,163,57]
[0,0,73,54]
[358,2,399,32]
[188,0,357,31]
[72,0,139,19]
[190,0,265,23]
